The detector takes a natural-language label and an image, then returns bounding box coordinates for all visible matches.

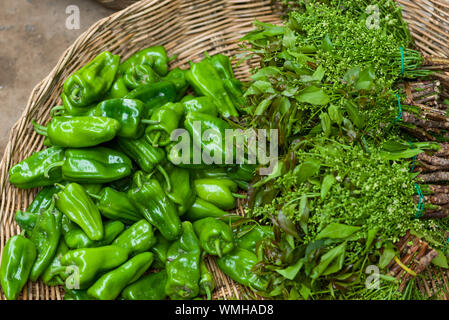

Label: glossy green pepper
[95,98,155,139]
[55,183,104,241]
[216,248,268,292]
[123,64,160,89]
[117,136,166,173]
[9,147,64,189]
[120,46,170,76]
[199,256,215,300]
[235,224,274,253]
[150,232,172,269]
[194,178,240,210]
[121,270,168,300]
[105,76,129,99]
[92,187,142,223]
[181,95,218,116]
[87,252,154,300]
[184,112,233,166]
[51,147,133,184]
[112,220,156,256]
[186,59,238,118]
[33,116,120,148]
[0,235,37,300]
[41,239,69,286]
[128,172,181,241]
[64,289,91,300]
[184,198,241,223]
[61,51,120,112]
[64,220,125,249]
[15,186,60,232]
[145,102,184,147]
[164,67,189,100]
[60,245,129,289]
[161,165,196,215]
[205,52,245,110]
[165,221,201,300]
[124,81,176,117]
[29,201,62,281]
[193,217,234,257]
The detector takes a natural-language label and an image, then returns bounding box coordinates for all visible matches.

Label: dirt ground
[0,0,115,157]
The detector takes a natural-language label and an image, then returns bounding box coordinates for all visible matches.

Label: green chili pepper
[199,256,215,300]
[184,112,233,166]
[64,289,91,300]
[60,245,129,289]
[15,186,60,232]
[164,67,189,100]
[181,95,218,116]
[184,198,241,222]
[50,147,133,184]
[112,220,156,256]
[121,270,168,300]
[29,201,62,281]
[128,172,181,241]
[216,248,268,292]
[117,136,166,173]
[64,220,125,249]
[124,81,176,117]
[87,252,154,300]
[145,102,184,147]
[204,52,245,110]
[95,98,155,139]
[161,165,196,215]
[123,64,160,89]
[120,46,170,76]
[165,221,201,300]
[193,217,234,257]
[9,147,64,189]
[105,76,129,99]
[55,183,104,241]
[33,116,120,148]
[150,232,171,269]
[186,59,238,118]
[194,178,241,210]
[41,239,69,286]
[0,235,37,300]
[235,224,274,253]
[61,51,120,112]
[93,187,142,223]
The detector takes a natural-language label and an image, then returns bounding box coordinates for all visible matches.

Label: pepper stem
[151,131,161,147]
[43,161,65,178]
[54,183,66,190]
[205,286,212,301]
[86,191,101,200]
[214,239,222,258]
[141,119,160,125]
[32,120,48,136]
[50,106,65,117]
[157,165,172,193]
[231,192,247,199]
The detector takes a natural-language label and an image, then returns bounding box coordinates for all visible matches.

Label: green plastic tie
[400,46,405,76]
[394,93,402,122]
[414,183,425,219]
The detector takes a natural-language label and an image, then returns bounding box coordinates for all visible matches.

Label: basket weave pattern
[0,0,281,300]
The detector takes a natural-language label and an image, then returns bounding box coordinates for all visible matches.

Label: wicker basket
[94,0,140,10]
[0,0,448,300]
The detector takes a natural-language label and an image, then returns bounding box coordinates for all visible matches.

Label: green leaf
[294,159,321,183]
[276,258,304,280]
[432,250,449,268]
[298,284,311,300]
[344,100,365,129]
[244,80,275,96]
[254,97,273,116]
[316,223,361,240]
[355,66,375,91]
[320,112,331,137]
[364,228,378,252]
[328,104,343,126]
[251,66,281,81]
[379,247,395,269]
[379,148,423,161]
[283,27,296,49]
[343,66,361,84]
[320,174,336,199]
[321,34,333,52]
[297,86,330,105]
[311,242,346,279]
[298,194,310,235]
[312,65,325,82]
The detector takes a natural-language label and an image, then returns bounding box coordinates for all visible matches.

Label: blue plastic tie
[400,46,405,76]
[394,93,402,122]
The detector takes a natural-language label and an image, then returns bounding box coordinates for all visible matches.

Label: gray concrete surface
[0,0,115,157]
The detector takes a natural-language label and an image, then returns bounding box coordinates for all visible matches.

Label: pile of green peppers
[2,46,272,300]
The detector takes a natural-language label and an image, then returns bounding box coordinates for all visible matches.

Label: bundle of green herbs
[237,0,448,299]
